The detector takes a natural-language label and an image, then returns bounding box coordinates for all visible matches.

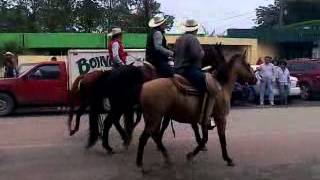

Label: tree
[75,0,105,32]
[127,0,174,33]
[0,0,174,33]
[38,0,77,32]
[255,0,320,29]
[255,0,281,28]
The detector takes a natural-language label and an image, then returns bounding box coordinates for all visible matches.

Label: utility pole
[279,0,285,27]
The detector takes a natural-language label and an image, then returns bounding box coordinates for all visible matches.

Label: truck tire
[0,93,15,116]
[300,83,312,100]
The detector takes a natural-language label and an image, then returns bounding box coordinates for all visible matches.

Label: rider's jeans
[176,66,206,94]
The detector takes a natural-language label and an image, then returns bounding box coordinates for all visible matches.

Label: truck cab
[0,61,68,115]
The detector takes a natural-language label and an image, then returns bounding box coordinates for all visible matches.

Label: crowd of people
[256,56,291,106]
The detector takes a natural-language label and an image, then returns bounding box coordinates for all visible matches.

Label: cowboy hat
[108,28,122,37]
[183,19,200,32]
[3,51,14,56]
[148,15,167,28]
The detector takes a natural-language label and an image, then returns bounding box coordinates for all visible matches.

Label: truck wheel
[301,83,312,100]
[0,93,15,116]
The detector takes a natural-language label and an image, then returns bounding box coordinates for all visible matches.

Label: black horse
[87,65,144,153]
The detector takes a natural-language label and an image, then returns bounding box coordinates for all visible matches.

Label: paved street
[0,107,320,180]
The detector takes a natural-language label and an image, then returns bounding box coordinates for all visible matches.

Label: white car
[251,65,301,98]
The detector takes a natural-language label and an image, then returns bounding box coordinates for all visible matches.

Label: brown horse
[67,70,109,136]
[136,51,257,169]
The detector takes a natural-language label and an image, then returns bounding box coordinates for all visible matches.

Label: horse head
[228,50,257,85]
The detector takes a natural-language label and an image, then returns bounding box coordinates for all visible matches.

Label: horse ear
[242,49,248,59]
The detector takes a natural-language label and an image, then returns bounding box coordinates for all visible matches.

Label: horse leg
[136,115,162,168]
[112,112,130,148]
[101,111,123,153]
[191,124,208,151]
[215,117,234,166]
[151,131,171,165]
[70,104,86,136]
[86,110,99,149]
[123,109,135,145]
[133,106,142,128]
[136,130,151,168]
[159,116,170,140]
[100,113,115,153]
[187,123,208,161]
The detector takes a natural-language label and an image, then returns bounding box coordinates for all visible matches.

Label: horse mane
[204,46,229,86]
[228,54,242,70]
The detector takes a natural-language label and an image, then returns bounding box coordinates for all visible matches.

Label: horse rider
[3,52,18,78]
[108,27,128,68]
[174,19,216,130]
[146,15,174,77]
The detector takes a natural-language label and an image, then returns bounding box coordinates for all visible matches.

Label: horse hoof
[69,130,76,136]
[86,141,97,149]
[186,153,194,161]
[102,144,114,154]
[108,150,115,155]
[208,125,216,130]
[164,159,172,166]
[227,161,235,166]
[201,146,208,151]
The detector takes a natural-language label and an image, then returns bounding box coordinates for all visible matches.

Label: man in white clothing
[258,56,276,105]
[276,61,291,105]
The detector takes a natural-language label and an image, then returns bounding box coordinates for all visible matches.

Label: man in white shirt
[276,61,290,105]
[258,56,276,105]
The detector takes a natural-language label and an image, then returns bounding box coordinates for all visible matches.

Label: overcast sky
[157,0,274,34]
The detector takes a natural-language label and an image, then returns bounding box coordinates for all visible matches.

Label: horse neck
[222,63,239,96]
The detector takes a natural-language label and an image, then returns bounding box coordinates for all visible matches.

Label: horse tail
[68,75,84,136]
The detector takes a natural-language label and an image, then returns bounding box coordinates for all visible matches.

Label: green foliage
[0,0,174,33]
[255,0,320,29]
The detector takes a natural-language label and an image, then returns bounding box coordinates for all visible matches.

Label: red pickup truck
[0,61,70,115]
[0,49,146,116]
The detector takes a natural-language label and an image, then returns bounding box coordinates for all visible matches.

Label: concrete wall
[167,36,258,64]
[257,43,278,60]
[18,56,66,65]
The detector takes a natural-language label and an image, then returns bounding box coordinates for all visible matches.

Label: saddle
[172,73,221,96]
[172,74,200,96]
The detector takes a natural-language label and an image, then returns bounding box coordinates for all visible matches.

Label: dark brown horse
[87,65,145,152]
[67,64,150,137]
[68,70,108,136]
[136,51,257,169]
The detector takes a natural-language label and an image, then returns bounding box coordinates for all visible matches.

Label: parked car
[287,59,320,100]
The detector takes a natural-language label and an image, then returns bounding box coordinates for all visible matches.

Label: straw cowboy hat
[148,15,167,28]
[183,19,200,32]
[3,51,14,56]
[108,27,122,37]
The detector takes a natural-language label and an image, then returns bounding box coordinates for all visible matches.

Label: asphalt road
[0,106,320,180]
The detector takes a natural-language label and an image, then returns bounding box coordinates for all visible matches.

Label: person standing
[108,27,128,68]
[256,57,264,65]
[258,56,276,105]
[3,52,18,78]
[51,57,57,61]
[276,61,290,105]
[146,15,174,77]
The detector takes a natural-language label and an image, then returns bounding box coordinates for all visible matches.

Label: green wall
[0,33,23,48]
[0,33,147,49]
